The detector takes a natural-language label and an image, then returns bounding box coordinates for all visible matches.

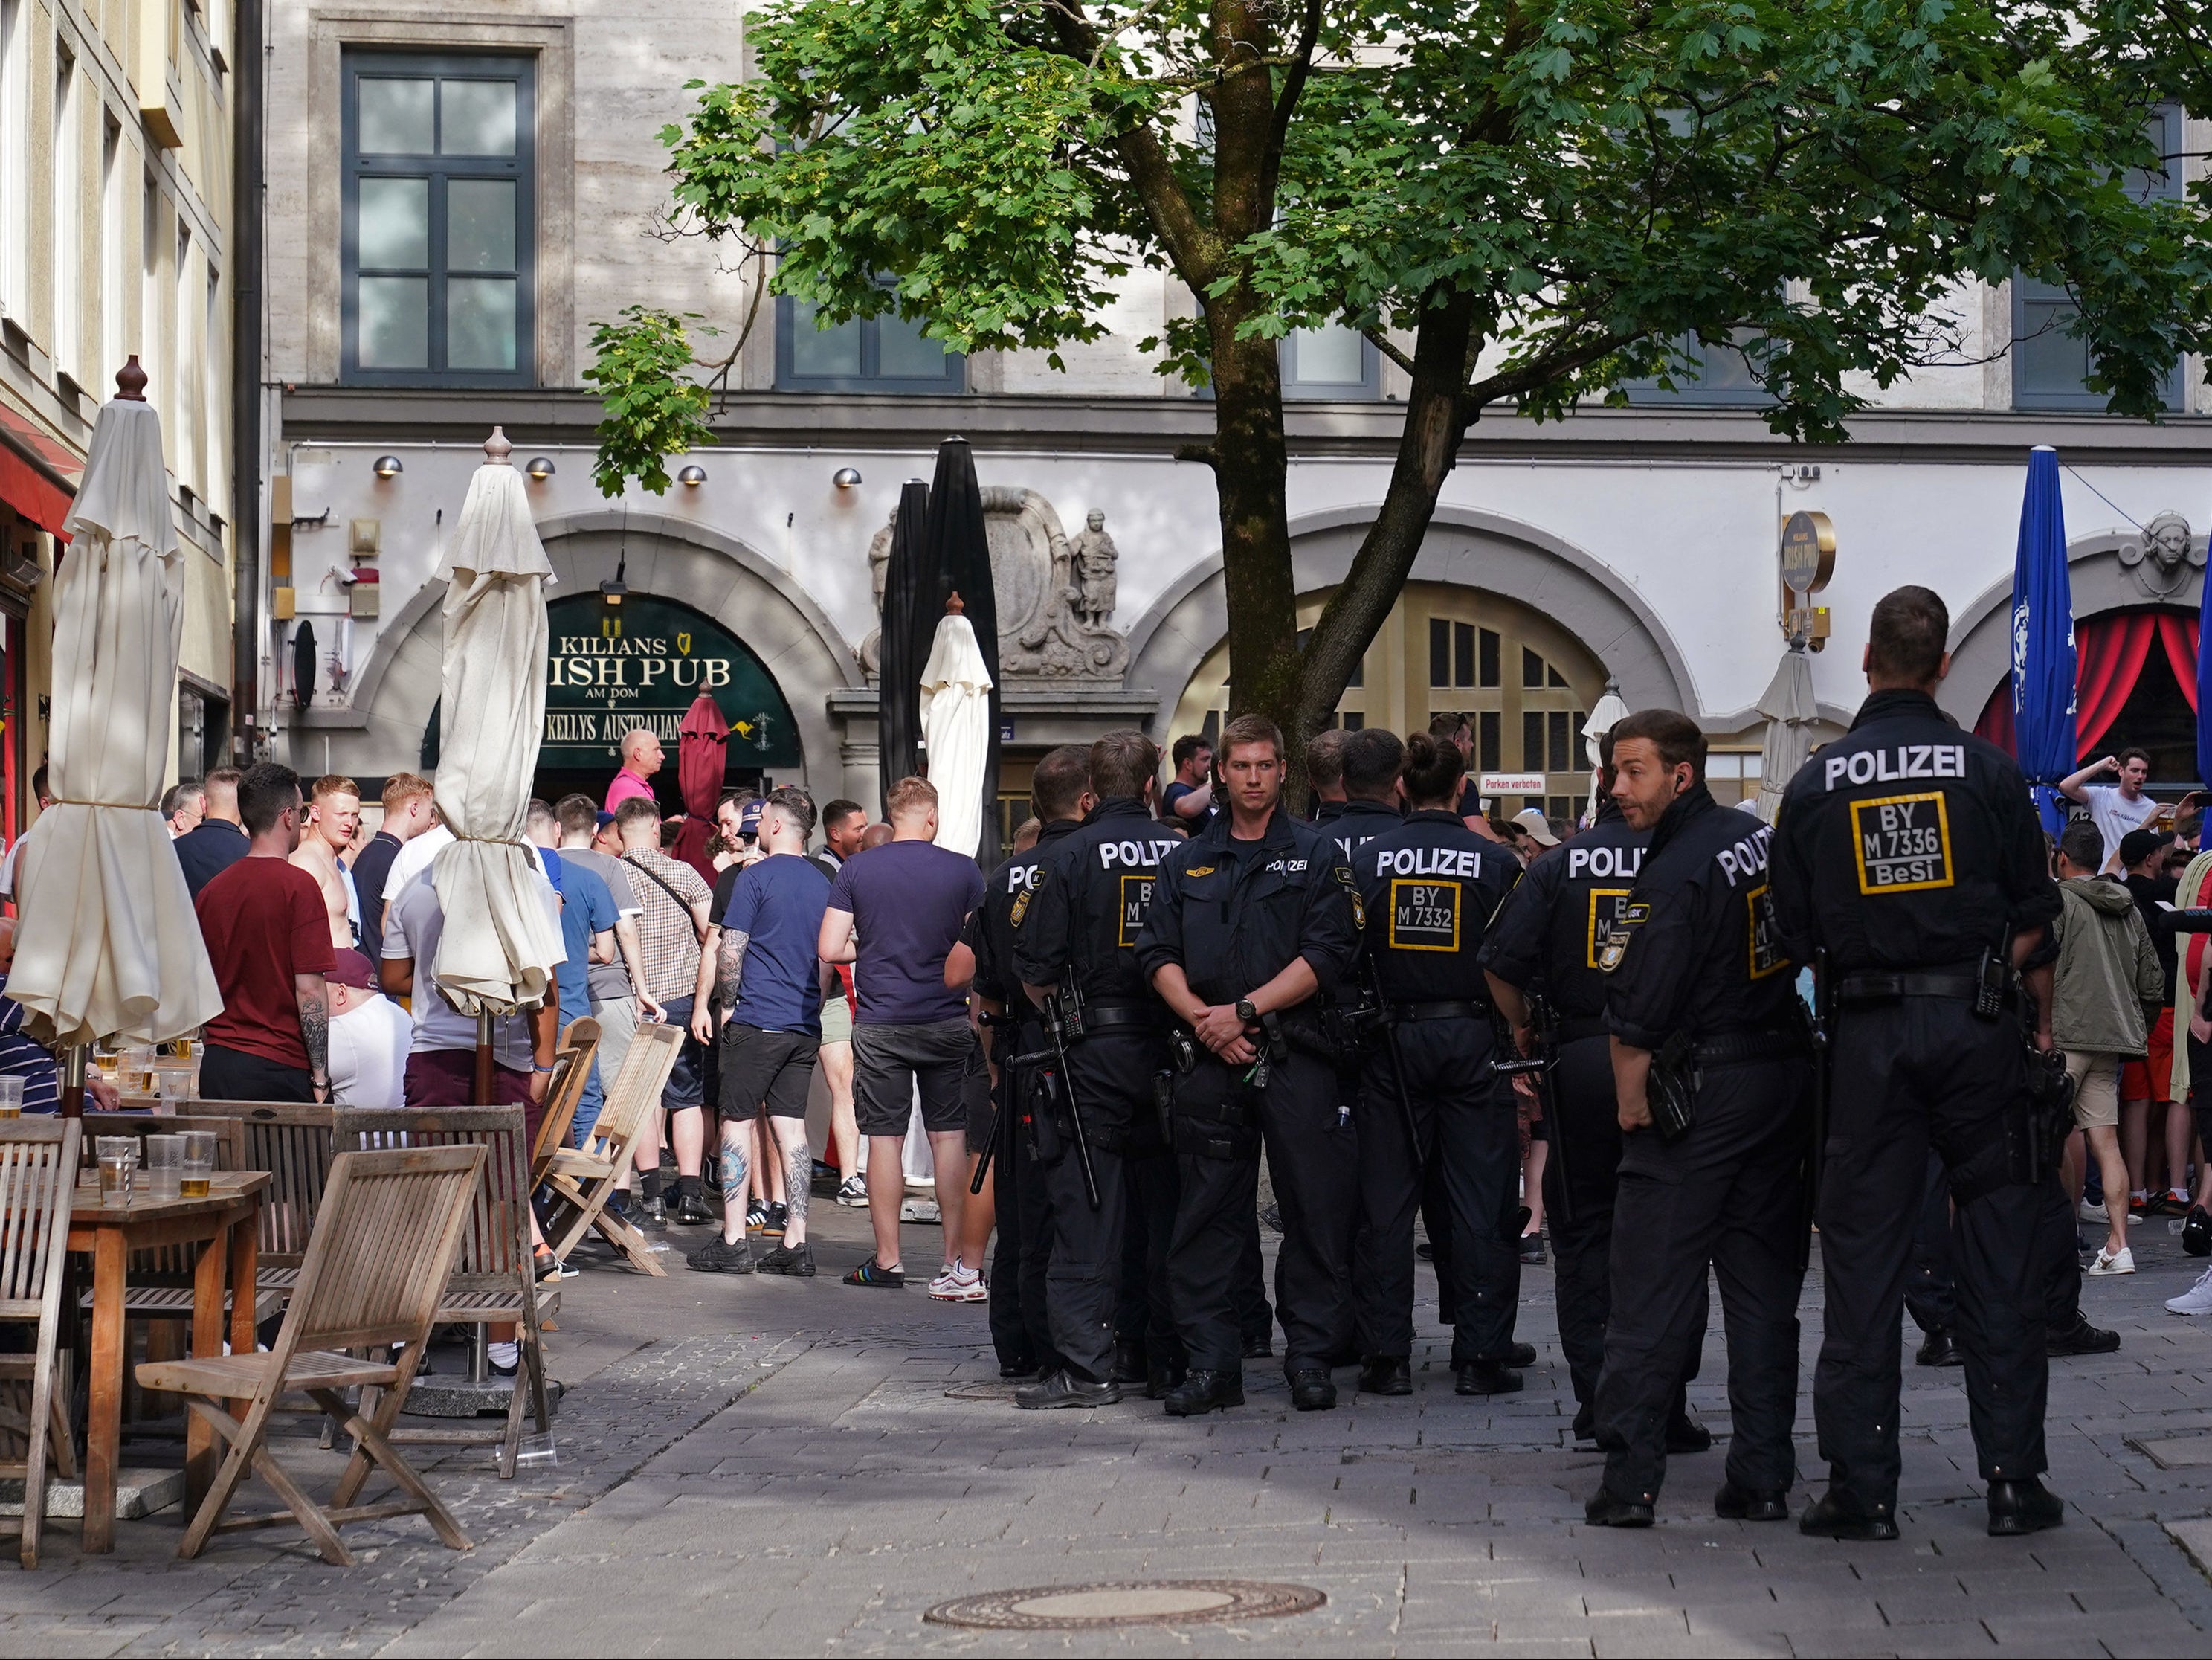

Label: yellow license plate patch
[1851,791,1954,895]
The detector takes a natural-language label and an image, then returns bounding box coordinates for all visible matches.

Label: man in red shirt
[194,763,338,1103]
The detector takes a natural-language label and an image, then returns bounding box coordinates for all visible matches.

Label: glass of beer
[120,1045,155,1095]
[0,1076,22,1119]
[178,1131,216,1199]
[144,1134,183,1201]
[94,1136,136,1203]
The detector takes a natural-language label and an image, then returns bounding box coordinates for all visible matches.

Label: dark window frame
[340,49,537,389]
[1619,329,1776,407]
[1280,325,1381,401]
[2011,104,2187,414]
[774,289,966,394]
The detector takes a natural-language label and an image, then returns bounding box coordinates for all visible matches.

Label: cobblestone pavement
[9,1195,2212,1658]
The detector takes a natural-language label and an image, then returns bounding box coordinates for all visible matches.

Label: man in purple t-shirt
[819,775,988,1290]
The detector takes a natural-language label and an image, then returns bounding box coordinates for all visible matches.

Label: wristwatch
[1235,997,1257,1024]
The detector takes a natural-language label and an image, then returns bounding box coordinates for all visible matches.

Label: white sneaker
[929,1261,987,1303]
[2080,1199,2110,1223]
[2087,1245,2135,1275]
[2167,1266,2212,1315]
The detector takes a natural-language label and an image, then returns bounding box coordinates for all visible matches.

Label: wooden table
[68,1171,268,1553]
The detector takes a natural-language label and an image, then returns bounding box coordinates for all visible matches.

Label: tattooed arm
[295,972,331,1099]
[717,929,749,1015]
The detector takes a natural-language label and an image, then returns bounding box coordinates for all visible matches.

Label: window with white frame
[51,51,79,380]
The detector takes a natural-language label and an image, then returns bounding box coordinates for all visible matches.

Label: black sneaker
[636,1195,668,1229]
[1584,1487,1654,1528]
[844,1255,905,1288]
[1799,1490,1899,1541]
[685,1237,755,1274]
[674,1191,715,1226]
[2186,1208,2212,1258]
[761,1202,789,1239]
[1987,1477,2064,1537]
[756,1241,816,1277]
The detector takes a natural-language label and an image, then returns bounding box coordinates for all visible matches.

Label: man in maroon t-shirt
[195,762,338,1103]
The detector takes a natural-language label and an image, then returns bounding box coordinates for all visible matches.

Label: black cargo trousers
[1167,1038,1358,1375]
[1595,1055,1810,1503]
[1813,996,2051,1516]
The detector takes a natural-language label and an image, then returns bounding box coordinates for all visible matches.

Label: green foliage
[583,306,715,498]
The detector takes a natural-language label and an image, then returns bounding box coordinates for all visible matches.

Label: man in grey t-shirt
[555,793,662,1142]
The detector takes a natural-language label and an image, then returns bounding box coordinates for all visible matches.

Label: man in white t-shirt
[2063,748,2161,873]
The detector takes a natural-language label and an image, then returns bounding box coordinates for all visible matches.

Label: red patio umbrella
[666,690,726,884]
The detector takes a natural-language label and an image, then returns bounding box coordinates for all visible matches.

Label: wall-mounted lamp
[677,464,707,488]
[372,454,404,479]
[599,553,628,610]
[833,466,863,490]
[526,456,557,481]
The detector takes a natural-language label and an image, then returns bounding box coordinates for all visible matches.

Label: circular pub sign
[1779,510,1836,596]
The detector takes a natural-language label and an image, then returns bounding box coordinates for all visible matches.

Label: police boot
[1016,1371,1122,1411]
[1145,1355,1189,1400]
[1798,1490,1900,1542]
[1454,1360,1523,1396]
[1665,1406,1713,1454]
[1242,1332,1274,1360]
[1715,1482,1791,1522]
[1289,1368,1339,1412]
[1584,1486,1655,1528]
[1915,1328,1964,1367]
[1163,1368,1244,1417]
[1987,1478,2064,1537]
[2046,1314,2121,1357]
[1357,1356,1412,1396]
[1109,1337,1149,1386]
[1505,1341,1537,1368]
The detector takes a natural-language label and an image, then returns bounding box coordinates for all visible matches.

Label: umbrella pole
[474,1009,495,1105]
[60,1045,86,1119]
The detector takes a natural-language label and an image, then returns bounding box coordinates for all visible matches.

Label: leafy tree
[593,0,2207,762]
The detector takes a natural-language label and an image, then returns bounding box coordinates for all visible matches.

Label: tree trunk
[1292,295,1478,742]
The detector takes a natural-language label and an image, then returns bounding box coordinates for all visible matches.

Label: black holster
[1647,1029,1697,1142]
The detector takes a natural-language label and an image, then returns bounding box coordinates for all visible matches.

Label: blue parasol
[2010,446,2077,831]
[2197,527,2212,792]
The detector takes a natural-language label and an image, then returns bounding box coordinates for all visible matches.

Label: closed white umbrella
[1754,643,1819,823]
[1579,680,1630,824]
[427,429,564,1081]
[920,593,994,858]
[12,364,220,1077]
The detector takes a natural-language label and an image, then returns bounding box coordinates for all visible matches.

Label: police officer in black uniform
[1135,712,1364,1414]
[1011,732,1190,1406]
[958,747,1092,1384]
[1346,729,1523,1394]
[1481,735,1710,1447]
[1585,709,1811,1528]
[1770,585,2068,1540]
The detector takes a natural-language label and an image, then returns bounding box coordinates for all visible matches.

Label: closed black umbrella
[878,477,935,802]
[291,620,317,710]
[922,438,999,860]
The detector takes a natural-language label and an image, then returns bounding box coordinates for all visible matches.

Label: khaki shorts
[820,992,854,1047]
[2065,1050,2122,1130]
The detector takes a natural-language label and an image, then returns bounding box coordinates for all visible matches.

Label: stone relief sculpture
[2118,510,2205,600]
[859,488,1128,681]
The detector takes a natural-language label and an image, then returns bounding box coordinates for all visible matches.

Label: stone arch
[1121,504,1697,739]
[1939,521,2212,729]
[350,510,862,793]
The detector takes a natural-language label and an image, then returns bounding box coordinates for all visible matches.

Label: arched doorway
[1973,605,2202,785]
[1171,582,1610,818]
[420,593,807,806]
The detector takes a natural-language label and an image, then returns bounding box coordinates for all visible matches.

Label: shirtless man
[291,774,364,951]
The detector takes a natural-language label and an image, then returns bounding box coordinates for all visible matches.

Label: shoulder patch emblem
[1010,889,1032,927]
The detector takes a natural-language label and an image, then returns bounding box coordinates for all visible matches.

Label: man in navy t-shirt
[819,776,988,1289]
[688,788,833,1277]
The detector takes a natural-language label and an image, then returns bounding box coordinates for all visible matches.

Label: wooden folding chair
[538,1022,680,1277]
[531,1017,601,1186]
[0,1119,82,1569]
[135,1145,486,1566]
[186,1103,337,1301]
[334,1107,552,1477]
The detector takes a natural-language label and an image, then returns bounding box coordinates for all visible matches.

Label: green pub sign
[539,593,802,768]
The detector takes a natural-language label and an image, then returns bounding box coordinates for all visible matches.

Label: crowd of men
[16,579,2208,1542]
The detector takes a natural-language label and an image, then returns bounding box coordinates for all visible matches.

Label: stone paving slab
[5,1196,2212,1656]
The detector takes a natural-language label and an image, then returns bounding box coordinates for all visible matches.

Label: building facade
[0,0,239,843]
[260,7,2212,825]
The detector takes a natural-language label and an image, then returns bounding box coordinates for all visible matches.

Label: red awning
[0,442,73,541]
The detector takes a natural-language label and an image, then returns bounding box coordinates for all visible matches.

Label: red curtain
[2158,614,2199,713]
[1976,609,2170,756]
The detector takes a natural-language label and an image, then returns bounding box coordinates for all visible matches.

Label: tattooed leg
[717,1122,750,1246]
[771,1117,812,1246]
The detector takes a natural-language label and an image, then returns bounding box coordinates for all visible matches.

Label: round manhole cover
[924,1579,1326,1630]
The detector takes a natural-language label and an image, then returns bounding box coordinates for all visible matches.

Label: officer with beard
[1012,731,1190,1405]
[1584,710,1811,1528]
[1481,731,1709,1450]
[1135,713,1364,1414]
